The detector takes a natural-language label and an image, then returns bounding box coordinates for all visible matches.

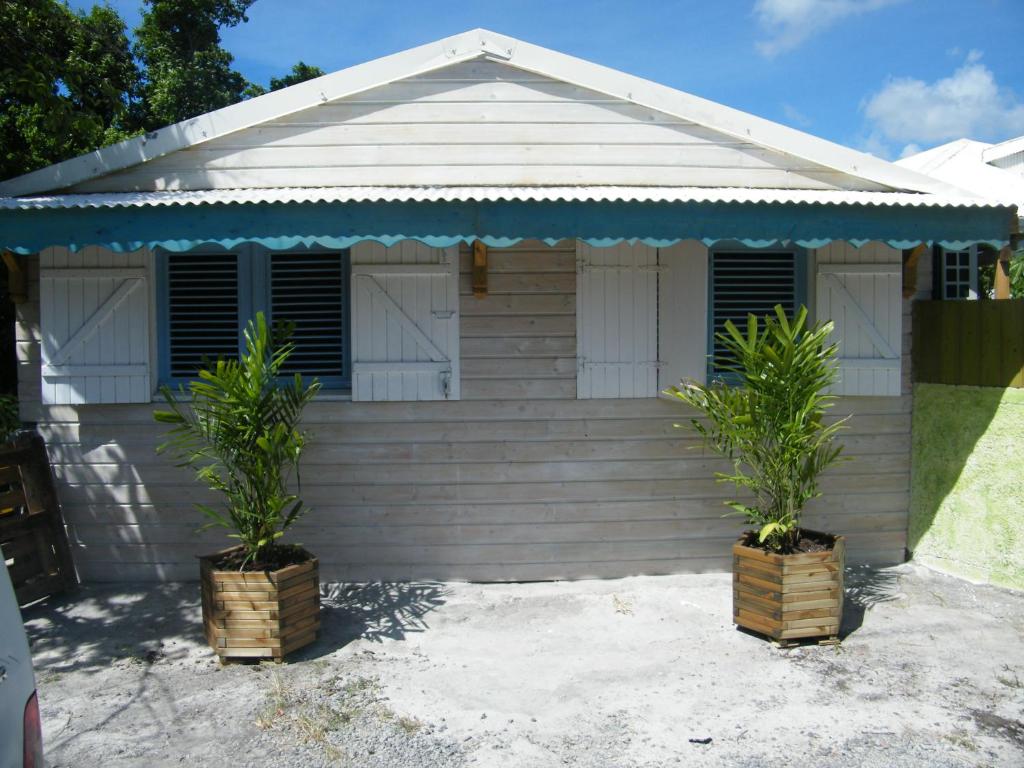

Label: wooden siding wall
[15,243,916,583]
[459,240,576,400]
[68,61,885,193]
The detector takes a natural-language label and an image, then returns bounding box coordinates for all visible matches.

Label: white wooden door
[576,242,660,398]
[816,263,902,396]
[39,248,151,404]
[350,241,460,401]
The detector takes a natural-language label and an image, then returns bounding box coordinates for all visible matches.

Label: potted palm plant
[155,313,321,661]
[666,305,848,644]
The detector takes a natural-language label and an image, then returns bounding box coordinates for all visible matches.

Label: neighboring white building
[897,138,1023,299]
[897,137,1024,215]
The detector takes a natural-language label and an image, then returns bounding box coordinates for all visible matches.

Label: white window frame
[939,245,979,300]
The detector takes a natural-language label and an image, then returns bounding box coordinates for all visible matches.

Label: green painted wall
[910,384,1024,590]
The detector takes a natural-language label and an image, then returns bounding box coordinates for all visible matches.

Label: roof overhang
[0,186,1005,210]
[0,187,1014,254]
[982,136,1024,165]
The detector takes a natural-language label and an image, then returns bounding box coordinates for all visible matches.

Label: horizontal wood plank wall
[459,240,576,400]
[16,250,914,583]
[28,396,911,583]
[68,61,885,193]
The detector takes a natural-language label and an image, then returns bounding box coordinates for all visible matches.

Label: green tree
[980,249,1024,299]
[134,0,262,129]
[269,61,326,91]
[0,0,138,180]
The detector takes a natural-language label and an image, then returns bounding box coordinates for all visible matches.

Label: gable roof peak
[1,27,968,198]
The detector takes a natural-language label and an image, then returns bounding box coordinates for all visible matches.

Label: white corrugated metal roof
[897,139,1024,213]
[0,186,1008,210]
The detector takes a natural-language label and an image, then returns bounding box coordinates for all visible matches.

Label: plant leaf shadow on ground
[296,582,450,659]
[22,580,450,671]
[841,564,903,639]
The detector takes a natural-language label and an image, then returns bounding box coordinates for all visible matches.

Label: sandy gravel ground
[22,563,1024,767]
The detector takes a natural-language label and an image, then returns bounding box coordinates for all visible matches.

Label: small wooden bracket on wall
[472,241,488,299]
[902,243,926,299]
[1,251,27,304]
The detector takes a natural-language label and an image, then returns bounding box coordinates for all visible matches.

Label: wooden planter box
[199,547,320,662]
[732,530,844,643]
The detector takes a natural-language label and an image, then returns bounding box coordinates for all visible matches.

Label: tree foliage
[979,248,1024,299]
[666,306,847,553]
[0,0,138,180]
[1,0,325,180]
[269,61,326,91]
[134,0,261,129]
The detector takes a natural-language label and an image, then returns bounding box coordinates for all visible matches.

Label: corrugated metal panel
[0,186,1004,210]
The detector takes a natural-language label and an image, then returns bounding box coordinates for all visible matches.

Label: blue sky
[71,0,1024,159]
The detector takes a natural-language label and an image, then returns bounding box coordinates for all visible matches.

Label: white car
[0,561,42,768]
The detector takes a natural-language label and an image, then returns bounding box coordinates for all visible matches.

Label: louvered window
[709,250,800,376]
[161,247,349,386]
[270,252,347,378]
[166,252,240,379]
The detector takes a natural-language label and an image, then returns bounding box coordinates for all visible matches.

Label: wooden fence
[0,432,77,604]
[913,300,1024,388]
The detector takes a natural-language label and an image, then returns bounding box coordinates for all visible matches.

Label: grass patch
[943,729,979,752]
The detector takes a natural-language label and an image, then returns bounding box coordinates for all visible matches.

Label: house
[0,29,1015,583]
[897,137,1024,299]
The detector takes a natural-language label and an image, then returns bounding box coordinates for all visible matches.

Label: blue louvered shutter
[165,252,240,380]
[269,251,349,386]
[709,251,798,376]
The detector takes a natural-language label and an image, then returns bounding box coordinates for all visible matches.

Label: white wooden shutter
[816,263,902,396]
[350,241,460,401]
[657,240,708,390]
[39,249,151,404]
[576,242,659,398]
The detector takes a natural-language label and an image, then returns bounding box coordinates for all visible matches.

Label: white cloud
[862,53,1024,157]
[782,103,812,127]
[898,143,921,159]
[754,0,903,57]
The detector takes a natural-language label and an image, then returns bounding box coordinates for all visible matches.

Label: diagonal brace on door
[48,277,144,366]
[356,275,449,362]
[823,273,898,359]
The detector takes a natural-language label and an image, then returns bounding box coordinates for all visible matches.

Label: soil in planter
[740,528,836,555]
[210,543,312,572]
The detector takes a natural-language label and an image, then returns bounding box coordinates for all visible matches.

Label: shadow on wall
[909,383,1024,590]
[22,581,450,671]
